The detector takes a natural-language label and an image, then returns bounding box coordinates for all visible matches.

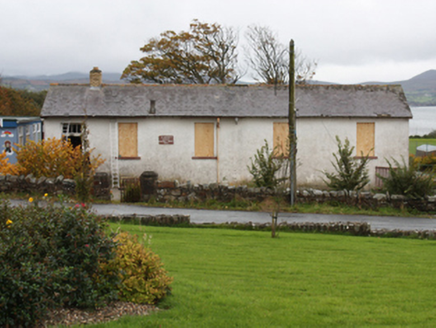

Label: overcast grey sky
[1,0,435,84]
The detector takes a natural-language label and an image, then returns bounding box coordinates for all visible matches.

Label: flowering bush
[0,199,120,327]
[412,154,436,171]
[0,151,19,175]
[14,137,105,179]
[103,232,173,304]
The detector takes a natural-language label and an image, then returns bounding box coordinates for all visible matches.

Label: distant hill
[310,70,436,106]
[2,70,436,106]
[0,72,126,91]
[360,70,436,106]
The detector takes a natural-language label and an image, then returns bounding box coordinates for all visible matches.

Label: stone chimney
[89,67,102,88]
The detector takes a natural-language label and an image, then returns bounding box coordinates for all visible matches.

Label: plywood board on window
[356,123,374,157]
[195,123,214,157]
[273,122,289,156]
[118,123,138,157]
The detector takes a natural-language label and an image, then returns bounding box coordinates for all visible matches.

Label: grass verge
[82,224,436,327]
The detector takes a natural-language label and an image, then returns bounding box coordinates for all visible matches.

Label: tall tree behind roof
[0,86,44,116]
[122,19,240,84]
[245,25,317,85]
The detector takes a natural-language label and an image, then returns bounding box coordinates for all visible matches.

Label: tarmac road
[8,199,436,231]
[89,203,436,231]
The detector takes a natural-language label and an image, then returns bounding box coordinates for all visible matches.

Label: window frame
[62,123,82,137]
[61,122,83,149]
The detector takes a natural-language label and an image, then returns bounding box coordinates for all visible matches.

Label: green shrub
[104,231,173,304]
[122,180,142,203]
[248,139,287,188]
[323,136,370,196]
[378,158,435,198]
[75,171,94,203]
[0,199,120,327]
[0,239,66,327]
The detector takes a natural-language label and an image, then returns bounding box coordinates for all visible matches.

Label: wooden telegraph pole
[289,40,297,205]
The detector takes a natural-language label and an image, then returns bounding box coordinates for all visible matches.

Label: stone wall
[153,181,436,212]
[105,214,190,226]
[0,172,111,200]
[1,170,435,212]
[153,181,275,203]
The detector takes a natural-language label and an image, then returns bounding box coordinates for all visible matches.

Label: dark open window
[62,123,82,148]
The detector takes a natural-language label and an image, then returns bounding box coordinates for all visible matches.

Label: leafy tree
[0,86,44,116]
[427,129,436,138]
[19,89,47,109]
[245,25,317,84]
[122,19,239,84]
[378,158,435,198]
[323,136,370,195]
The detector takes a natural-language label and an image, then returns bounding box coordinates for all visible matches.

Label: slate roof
[41,84,412,119]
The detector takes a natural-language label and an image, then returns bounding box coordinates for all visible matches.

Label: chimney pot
[90,67,102,88]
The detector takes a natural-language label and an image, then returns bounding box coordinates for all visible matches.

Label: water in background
[410,106,436,136]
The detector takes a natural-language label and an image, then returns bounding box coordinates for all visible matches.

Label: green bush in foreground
[0,200,120,327]
[103,231,173,304]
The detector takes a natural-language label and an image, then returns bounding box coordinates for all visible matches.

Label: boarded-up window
[195,123,214,157]
[356,122,375,157]
[118,123,138,157]
[273,122,289,156]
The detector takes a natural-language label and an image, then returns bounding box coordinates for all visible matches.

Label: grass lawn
[82,224,436,328]
[409,138,436,155]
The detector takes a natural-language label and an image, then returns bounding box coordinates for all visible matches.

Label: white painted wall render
[43,117,409,188]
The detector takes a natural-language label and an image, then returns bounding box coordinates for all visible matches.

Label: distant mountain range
[2,70,436,106]
[0,72,126,91]
[364,69,436,106]
[310,70,436,106]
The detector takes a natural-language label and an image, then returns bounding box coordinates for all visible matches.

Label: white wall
[295,117,409,188]
[43,116,409,188]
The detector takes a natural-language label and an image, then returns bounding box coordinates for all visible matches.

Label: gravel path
[37,301,158,327]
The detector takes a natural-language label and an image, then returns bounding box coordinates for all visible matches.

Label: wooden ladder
[109,120,120,188]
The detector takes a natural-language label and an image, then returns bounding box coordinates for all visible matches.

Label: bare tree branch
[245,25,317,85]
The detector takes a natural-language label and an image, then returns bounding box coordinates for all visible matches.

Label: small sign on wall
[159,135,174,145]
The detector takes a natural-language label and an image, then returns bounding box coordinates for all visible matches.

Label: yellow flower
[29,197,34,203]
[44,193,48,197]
[6,219,12,225]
